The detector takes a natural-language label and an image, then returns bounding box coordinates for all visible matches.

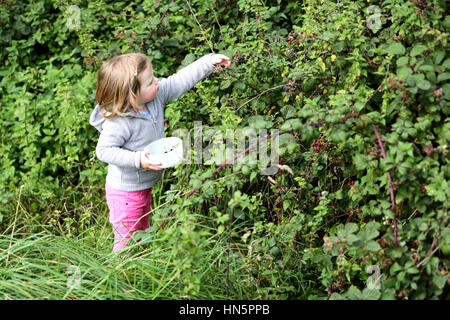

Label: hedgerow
[0,0,448,299]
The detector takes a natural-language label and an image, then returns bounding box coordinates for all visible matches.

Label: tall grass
[0,172,317,300]
[0,215,266,300]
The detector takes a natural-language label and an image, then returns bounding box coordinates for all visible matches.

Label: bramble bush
[0,0,448,299]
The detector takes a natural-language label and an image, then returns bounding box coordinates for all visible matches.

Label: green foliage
[1,0,449,299]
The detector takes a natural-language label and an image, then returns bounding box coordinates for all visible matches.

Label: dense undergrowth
[0,0,449,299]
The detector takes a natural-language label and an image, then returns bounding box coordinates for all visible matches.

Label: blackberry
[235,52,249,66]
[283,77,297,94]
[327,282,342,294]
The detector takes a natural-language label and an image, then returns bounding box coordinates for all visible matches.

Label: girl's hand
[211,54,231,68]
[140,151,163,170]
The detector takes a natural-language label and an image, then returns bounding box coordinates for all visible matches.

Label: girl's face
[137,66,159,106]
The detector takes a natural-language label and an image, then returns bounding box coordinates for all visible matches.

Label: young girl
[90,52,231,252]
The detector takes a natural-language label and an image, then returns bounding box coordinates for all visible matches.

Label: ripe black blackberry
[234,51,249,66]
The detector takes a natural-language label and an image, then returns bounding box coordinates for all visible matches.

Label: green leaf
[365,240,380,252]
[433,275,447,289]
[407,267,419,274]
[346,287,362,300]
[181,53,196,67]
[390,262,402,274]
[364,221,380,240]
[410,44,426,57]
[397,67,412,79]
[344,223,358,234]
[442,58,450,70]
[437,72,450,82]
[361,288,381,300]
[396,56,409,67]
[412,73,425,82]
[417,79,431,90]
[353,153,367,170]
[418,64,434,72]
[346,234,359,245]
[320,31,336,41]
[433,50,445,64]
[387,42,405,55]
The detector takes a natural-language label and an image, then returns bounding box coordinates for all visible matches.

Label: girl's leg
[105,184,153,252]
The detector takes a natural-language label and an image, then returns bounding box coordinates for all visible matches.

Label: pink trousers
[105,184,152,252]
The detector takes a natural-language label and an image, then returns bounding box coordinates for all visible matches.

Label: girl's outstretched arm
[158,53,230,104]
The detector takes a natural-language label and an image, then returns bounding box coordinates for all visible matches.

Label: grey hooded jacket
[89,53,215,191]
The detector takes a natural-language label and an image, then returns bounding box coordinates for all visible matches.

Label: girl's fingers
[141,150,163,170]
[147,163,163,170]
[212,54,231,67]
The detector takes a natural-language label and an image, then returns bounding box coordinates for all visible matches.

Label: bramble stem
[372,124,399,247]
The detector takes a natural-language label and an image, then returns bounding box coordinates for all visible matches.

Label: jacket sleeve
[95,118,142,169]
[158,53,215,104]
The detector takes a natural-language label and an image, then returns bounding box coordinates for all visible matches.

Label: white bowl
[144,137,183,168]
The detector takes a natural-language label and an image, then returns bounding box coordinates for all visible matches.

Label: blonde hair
[94,53,151,119]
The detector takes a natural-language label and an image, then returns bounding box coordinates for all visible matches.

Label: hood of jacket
[89,104,106,132]
[89,104,151,132]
